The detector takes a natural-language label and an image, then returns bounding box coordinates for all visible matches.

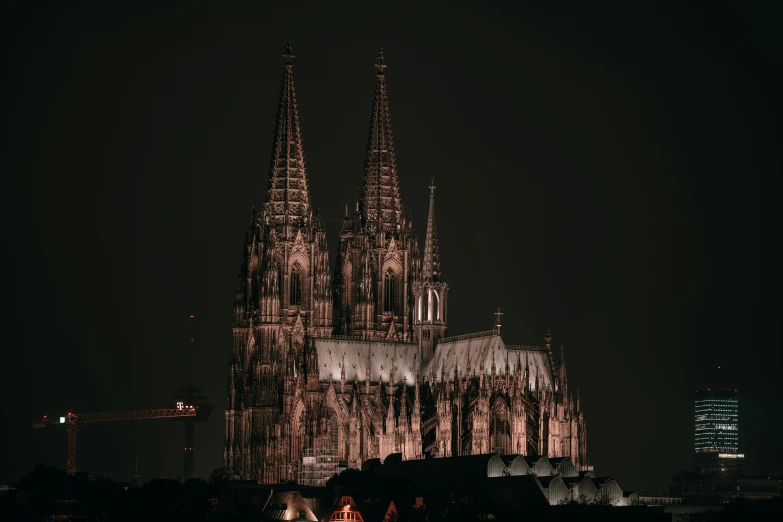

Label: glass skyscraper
[695,386,739,452]
[693,385,742,474]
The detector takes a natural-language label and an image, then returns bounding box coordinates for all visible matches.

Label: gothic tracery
[224,45,588,484]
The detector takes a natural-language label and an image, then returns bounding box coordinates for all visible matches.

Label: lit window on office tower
[694,387,739,454]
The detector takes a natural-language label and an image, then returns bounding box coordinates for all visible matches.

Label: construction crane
[171,317,214,480]
[171,385,213,480]
[33,407,196,475]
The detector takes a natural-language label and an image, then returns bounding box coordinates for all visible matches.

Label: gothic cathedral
[224,44,588,484]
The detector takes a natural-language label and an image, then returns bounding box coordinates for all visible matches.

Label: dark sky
[1,3,780,493]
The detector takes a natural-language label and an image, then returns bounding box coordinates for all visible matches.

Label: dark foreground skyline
[1,3,780,492]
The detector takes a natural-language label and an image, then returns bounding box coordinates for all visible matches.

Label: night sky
[2,3,780,494]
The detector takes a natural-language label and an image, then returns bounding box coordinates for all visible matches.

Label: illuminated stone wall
[223,46,589,484]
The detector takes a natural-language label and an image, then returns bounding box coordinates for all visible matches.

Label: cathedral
[224,43,588,484]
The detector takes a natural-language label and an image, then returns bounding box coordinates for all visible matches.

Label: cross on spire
[283,39,295,64]
[429,177,436,195]
[375,48,386,74]
[494,308,504,335]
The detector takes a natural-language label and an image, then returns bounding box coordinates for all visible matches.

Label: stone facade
[224,45,588,484]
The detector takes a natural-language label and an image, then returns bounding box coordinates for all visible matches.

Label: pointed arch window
[290,262,302,306]
[297,408,308,454]
[491,402,511,455]
[328,413,339,454]
[343,262,353,311]
[383,269,396,313]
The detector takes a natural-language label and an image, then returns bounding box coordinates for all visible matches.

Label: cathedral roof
[312,338,418,385]
[263,40,312,233]
[426,333,554,390]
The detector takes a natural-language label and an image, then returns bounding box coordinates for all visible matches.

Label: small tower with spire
[414,177,448,366]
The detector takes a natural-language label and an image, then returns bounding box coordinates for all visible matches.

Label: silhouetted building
[638,495,683,506]
[365,453,632,506]
[736,474,783,499]
[223,43,588,485]
[670,370,783,503]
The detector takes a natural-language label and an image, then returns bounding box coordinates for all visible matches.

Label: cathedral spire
[263,39,312,236]
[423,178,440,280]
[559,344,568,396]
[359,48,402,236]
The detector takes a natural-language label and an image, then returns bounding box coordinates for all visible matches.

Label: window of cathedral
[383,269,395,313]
[290,263,302,306]
[297,409,307,439]
[492,402,511,455]
[328,413,339,454]
[342,263,352,310]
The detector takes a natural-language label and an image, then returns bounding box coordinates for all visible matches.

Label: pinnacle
[422,178,440,281]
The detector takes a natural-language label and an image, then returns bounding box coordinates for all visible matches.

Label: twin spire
[264,40,311,234]
[359,49,403,236]
[262,42,441,269]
